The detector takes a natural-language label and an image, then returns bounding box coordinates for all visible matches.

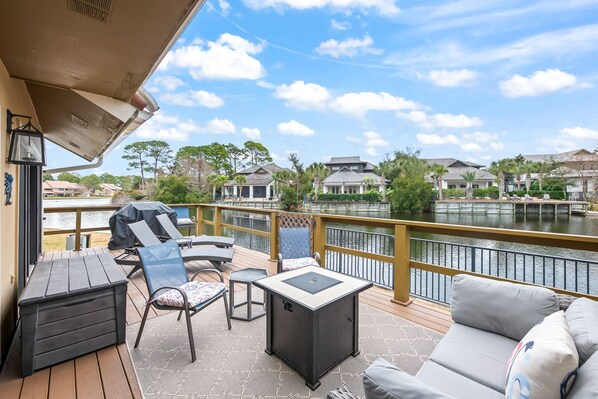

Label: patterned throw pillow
[506,311,579,399]
[155,281,226,308]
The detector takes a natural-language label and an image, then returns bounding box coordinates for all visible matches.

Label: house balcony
[1,204,597,398]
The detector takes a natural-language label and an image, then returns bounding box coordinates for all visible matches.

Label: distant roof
[323,168,384,184]
[423,158,471,168]
[101,183,121,191]
[238,163,285,174]
[43,181,86,189]
[522,149,597,162]
[325,156,365,165]
[464,161,484,168]
[426,167,496,182]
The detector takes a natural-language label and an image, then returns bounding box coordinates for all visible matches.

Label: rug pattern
[126,302,443,398]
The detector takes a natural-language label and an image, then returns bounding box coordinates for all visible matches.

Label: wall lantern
[6,110,46,166]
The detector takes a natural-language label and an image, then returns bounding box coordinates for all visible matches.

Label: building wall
[0,59,37,361]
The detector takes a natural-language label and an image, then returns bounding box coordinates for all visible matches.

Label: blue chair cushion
[280,227,311,259]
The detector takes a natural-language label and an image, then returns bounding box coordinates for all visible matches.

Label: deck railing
[43,203,598,306]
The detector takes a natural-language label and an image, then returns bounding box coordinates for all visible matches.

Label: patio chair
[278,227,320,273]
[133,241,231,362]
[172,206,195,235]
[156,213,234,249]
[126,220,234,275]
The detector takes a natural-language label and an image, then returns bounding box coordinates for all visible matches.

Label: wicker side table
[229,268,268,321]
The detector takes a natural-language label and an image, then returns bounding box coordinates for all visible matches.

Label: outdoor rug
[126,302,443,399]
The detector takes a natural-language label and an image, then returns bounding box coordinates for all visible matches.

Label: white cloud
[153,75,185,91]
[316,35,382,58]
[385,24,598,68]
[499,69,578,98]
[560,127,598,139]
[331,92,419,118]
[218,0,231,15]
[346,131,389,156]
[242,0,400,17]
[203,118,236,134]
[417,69,479,87]
[256,80,276,89]
[159,33,265,80]
[460,142,484,152]
[242,127,262,139]
[274,81,331,110]
[160,90,224,108]
[462,131,499,143]
[331,19,351,30]
[277,120,315,136]
[398,111,482,129]
[416,134,459,145]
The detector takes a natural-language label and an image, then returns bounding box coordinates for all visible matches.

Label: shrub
[313,192,382,202]
[473,188,487,198]
[442,188,466,199]
[391,176,433,212]
[486,186,500,199]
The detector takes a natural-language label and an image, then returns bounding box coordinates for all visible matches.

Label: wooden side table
[18,253,127,376]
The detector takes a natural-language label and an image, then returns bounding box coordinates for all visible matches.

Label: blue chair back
[172,207,190,219]
[280,227,311,259]
[138,241,188,296]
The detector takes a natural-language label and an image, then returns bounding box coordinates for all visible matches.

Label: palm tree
[521,160,536,193]
[460,171,477,200]
[362,176,376,191]
[305,162,329,201]
[208,174,228,201]
[514,164,524,191]
[430,164,449,201]
[233,175,247,201]
[534,161,550,191]
[488,159,514,201]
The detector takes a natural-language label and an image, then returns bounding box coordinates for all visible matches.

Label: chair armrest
[363,359,455,399]
[191,268,225,283]
[278,253,283,273]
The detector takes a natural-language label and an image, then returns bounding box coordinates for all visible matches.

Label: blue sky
[47,0,598,176]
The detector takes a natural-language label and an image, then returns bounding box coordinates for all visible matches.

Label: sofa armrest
[451,274,559,340]
[363,359,455,399]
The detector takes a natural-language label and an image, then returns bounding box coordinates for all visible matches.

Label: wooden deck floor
[0,245,451,399]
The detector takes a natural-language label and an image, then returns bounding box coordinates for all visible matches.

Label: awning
[0,0,205,159]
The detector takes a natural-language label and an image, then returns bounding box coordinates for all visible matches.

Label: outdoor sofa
[363,274,598,399]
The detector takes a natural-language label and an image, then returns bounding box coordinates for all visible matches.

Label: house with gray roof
[322,156,385,194]
[223,163,291,199]
[424,158,496,190]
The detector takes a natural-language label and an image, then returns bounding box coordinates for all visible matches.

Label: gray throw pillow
[566,297,598,365]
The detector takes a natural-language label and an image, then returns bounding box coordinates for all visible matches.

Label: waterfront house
[322,156,385,194]
[223,163,291,199]
[98,183,122,197]
[423,158,496,190]
[522,149,598,199]
[42,181,90,197]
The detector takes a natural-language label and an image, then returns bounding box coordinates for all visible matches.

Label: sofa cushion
[568,352,598,399]
[451,274,559,341]
[429,323,517,393]
[505,311,578,399]
[363,358,455,399]
[417,360,504,399]
[281,257,319,271]
[566,297,598,365]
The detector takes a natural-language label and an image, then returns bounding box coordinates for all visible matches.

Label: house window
[473,184,479,189]
[460,184,466,189]
[350,165,358,170]
[331,187,341,194]
[345,186,358,194]
[448,185,456,189]
[332,166,340,171]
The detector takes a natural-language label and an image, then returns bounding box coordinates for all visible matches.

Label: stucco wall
[0,59,36,361]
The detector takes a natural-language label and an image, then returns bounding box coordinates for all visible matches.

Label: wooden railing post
[214,206,222,236]
[269,211,278,262]
[392,224,412,306]
[74,208,82,251]
[195,205,203,236]
[313,215,326,268]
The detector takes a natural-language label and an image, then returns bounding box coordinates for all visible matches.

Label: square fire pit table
[253,266,372,390]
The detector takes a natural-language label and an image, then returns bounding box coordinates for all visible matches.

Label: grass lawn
[42,232,111,252]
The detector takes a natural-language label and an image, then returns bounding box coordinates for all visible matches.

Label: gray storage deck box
[18,253,127,376]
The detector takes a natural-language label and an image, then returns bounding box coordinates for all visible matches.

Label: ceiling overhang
[0,0,205,160]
